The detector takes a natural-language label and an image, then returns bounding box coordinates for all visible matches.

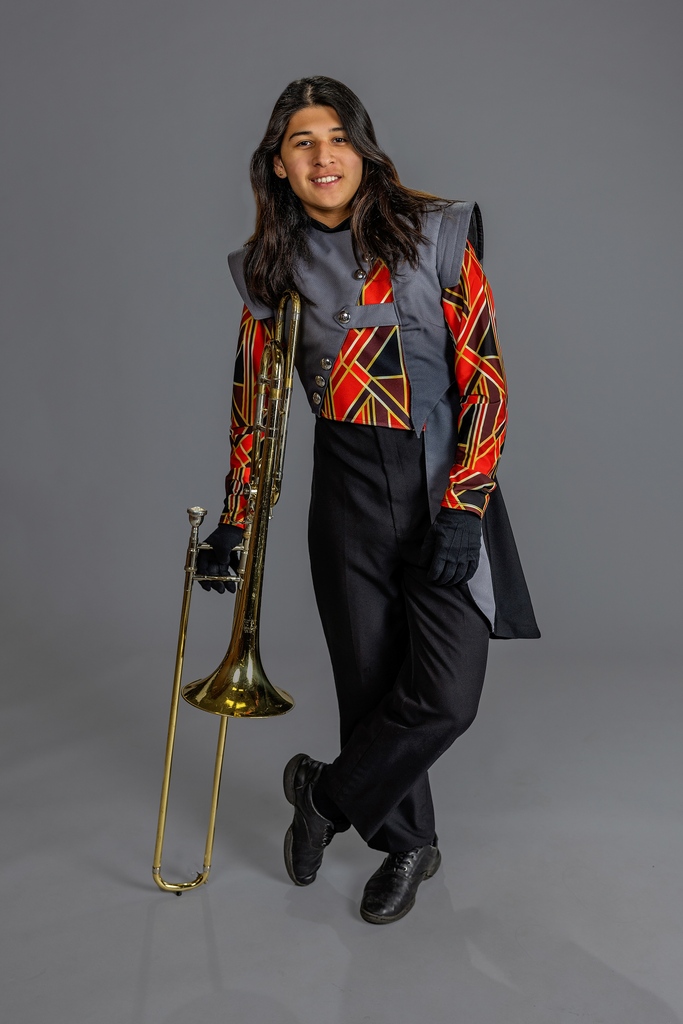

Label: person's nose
[314,143,335,167]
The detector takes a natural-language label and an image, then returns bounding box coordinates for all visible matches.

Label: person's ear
[273,154,287,179]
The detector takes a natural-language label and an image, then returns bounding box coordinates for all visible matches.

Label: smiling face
[273,105,364,227]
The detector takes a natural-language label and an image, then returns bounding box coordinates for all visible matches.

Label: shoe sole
[283,754,315,887]
[359,850,442,925]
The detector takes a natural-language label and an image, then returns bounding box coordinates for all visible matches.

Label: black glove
[420,508,482,586]
[196,524,244,594]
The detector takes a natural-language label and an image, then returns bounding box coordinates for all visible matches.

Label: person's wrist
[218,513,245,528]
[435,508,481,527]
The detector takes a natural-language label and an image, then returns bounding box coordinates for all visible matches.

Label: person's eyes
[292,135,348,148]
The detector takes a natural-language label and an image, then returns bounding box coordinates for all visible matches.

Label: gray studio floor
[3,641,682,1024]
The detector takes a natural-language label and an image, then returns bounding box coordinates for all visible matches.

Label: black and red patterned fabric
[220,242,506,526]
[320,261,411,429]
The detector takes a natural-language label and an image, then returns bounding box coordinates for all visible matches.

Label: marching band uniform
[220,201,538,872]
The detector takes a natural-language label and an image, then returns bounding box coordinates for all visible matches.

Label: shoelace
[386,848,422,875]
[321,823,335,847]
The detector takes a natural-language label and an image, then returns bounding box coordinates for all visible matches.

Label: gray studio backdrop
[2,1,683,1022]
[3,0,682,675]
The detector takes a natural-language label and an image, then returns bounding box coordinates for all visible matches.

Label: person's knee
[440,699,480,740]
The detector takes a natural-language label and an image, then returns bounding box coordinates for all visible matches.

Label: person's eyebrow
[288,126,345,140]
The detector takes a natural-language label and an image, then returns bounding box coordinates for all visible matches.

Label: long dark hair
[244,76,449,307]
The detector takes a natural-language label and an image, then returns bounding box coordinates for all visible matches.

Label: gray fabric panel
[393,205,465,432]
[340,303,400,328]
[423,384,462,519]
[466,533,496,632]
[391,207,449,433]
[227,248,273,321]
[436,200,476,289]
[293,228,368,412]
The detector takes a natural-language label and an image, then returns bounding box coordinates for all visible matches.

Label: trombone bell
[182,647,294,718]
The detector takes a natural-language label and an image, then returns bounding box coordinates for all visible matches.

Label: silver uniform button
[314,375,326,387]
[337,308,351,324]
[353,268,366,280]
[320,357,333,370]
[312,392,322,405]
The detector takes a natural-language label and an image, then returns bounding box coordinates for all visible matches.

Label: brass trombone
[152,291,301,893]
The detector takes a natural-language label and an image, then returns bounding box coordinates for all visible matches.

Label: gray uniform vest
[228,202,540,639]
[229,202,476,507]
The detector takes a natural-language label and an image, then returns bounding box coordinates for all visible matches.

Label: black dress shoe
[283,752,335,886]
[360,841,441,924]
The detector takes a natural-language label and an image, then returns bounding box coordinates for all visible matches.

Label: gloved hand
[195,523,244,594]
[420,508,482,586]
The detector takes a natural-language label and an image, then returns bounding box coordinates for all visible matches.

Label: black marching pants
[308,419,491,854]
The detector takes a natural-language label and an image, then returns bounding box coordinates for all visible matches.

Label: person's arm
[218,304,273,527]
[421,242,507,586]
[440,241,508,517]
[197,304,272,592]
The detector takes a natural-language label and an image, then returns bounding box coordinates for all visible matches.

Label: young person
[197,76,539,924]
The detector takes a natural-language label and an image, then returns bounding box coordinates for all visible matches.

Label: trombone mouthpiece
[187,506,208,528]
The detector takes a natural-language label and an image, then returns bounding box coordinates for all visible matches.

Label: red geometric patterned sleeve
[440,242,508,518]
[218,305,272,527]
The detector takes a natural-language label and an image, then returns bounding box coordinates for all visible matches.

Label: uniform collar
[308,216,351,234]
